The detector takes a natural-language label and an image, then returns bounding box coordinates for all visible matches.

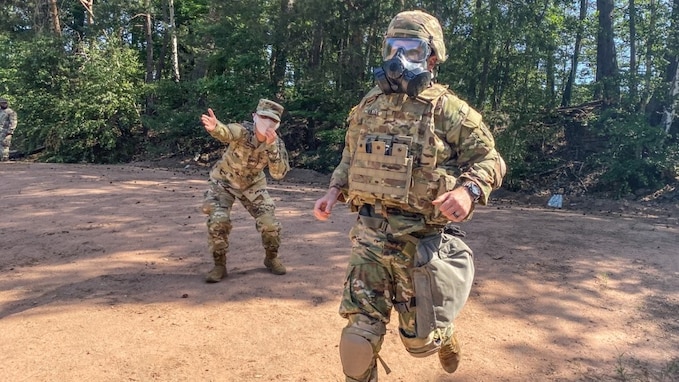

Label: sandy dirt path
[1,162,678,382]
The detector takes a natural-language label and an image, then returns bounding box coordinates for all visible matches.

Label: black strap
[393,297,416,313]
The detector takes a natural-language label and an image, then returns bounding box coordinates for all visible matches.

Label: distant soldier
[199,99,290,283]
[0,97,18,161]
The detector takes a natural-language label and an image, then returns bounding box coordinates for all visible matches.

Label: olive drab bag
[411,230,474,336]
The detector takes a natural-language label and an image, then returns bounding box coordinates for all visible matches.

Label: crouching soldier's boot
[205,253,227,283]
[264,250,286,275]
[438,331,461,373]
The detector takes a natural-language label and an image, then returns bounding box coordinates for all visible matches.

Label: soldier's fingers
[432,192,449,205]
[313,208,329,221]
[208,108,216,118]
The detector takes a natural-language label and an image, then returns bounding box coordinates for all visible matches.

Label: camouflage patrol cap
[255,99,284,122]
[386,10,447,63]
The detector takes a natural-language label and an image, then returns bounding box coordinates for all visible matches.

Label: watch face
[471,184,481,195]
[465,182,481,199]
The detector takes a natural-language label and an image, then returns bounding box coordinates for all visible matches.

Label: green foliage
[142,79,213,157]
[292,127,346,173]
[0,35,20,98]
[279,85,356,172]
[1,0,678,195]
[493,110,566,191]
[494,105,679,197]
[589,111,678,197]
[16,37,144,163]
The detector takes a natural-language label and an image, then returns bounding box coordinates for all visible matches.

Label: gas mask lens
[382,38,430,63]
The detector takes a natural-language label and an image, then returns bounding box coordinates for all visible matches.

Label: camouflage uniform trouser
[1,132,11,160]
[201,179,281,265]
[339,213,473,382]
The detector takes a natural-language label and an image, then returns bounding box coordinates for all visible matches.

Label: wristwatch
[462,181,482,202]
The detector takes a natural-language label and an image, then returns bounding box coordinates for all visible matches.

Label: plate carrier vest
[347,84,463,226]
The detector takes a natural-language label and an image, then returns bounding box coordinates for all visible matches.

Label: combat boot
[205,253,226,283]
[264,252,286,275]
[438,332,461,373]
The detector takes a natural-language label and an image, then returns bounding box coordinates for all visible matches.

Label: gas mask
[373,38,433,97]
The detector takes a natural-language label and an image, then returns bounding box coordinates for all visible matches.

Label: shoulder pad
[416,83,450,102]
[349,86,383,121]
[361,86,383,103]
[242,121,254,132]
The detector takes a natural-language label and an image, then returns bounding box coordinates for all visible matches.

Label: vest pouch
[408,168,440,211]
[349,134,414,206]
[409,169,457,225]
[411,233,475,338]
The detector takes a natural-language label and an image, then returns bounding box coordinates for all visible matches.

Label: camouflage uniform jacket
[329,84,504,225]
[208,120,290,191]
[0,107,17,137]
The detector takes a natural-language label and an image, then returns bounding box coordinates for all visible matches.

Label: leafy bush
[16,37,144,163]
[589,111,678,197]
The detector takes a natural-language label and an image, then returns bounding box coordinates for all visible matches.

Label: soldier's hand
[264,128,278,145]
[432,187,473,222]
[201,108,218,132]
[314,188,340,221]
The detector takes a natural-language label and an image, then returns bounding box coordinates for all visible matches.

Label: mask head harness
[373,10,447,98]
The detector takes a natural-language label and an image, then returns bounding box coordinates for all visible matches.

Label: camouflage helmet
[385,10,447,63]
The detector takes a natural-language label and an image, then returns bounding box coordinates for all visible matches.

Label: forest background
[2,0,679,198]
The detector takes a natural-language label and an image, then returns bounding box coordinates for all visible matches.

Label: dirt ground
[1,160,678,382]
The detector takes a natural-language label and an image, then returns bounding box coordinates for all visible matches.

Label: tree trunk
[143,0,155,119]
[79,0,94,25]
[595,0,620,105]
[309,23,323,70]
[155,3,170,81]
[168,0,180,82]
[628,0,638,108]
[662,60,679,133]
[144,0,154,84]
[561,0,587,107]
[467,0,484,103]
[640,0,658,112]
[661,0,679,133]
[477,0,495,107]
[270,0,290,96]
[48,0,61,36]
[492,39,511,111]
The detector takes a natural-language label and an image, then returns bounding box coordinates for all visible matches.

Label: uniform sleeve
[328,105,360,191]
[266,137,290,180]
[208,121,246,144]
[9,110,17,132]
[437,93,505,205]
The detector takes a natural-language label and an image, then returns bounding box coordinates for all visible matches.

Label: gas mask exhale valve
[374,49,432,97]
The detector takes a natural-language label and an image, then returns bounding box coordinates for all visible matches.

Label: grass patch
[614,354,679,381]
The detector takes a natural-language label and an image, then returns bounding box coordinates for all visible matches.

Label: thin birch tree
[168,0,180,82]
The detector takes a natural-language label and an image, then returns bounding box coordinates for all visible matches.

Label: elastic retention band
[376,354,392,375]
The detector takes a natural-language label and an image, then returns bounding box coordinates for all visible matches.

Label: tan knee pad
[340,332,373,378]
[339,317,386,379]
